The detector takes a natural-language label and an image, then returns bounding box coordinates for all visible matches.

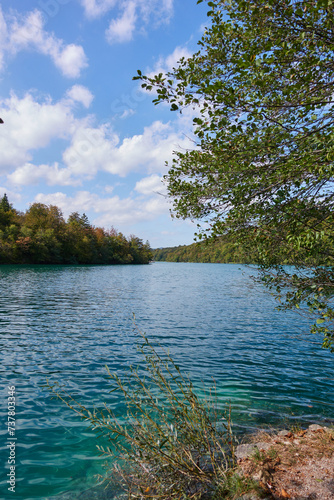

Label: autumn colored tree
[0,197,152,265]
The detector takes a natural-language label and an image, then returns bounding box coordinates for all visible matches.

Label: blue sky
[0,0,209,248]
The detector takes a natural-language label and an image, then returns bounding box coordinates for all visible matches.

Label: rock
[235,442,271,460]
[252,470,263,481]
[278,430,292,437]
[236,494,259,500]
[236,494,272,500]
[308,424,324,432]
[236,444,258,459]
[256,441,272,452]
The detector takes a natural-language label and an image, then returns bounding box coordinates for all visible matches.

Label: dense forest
[0,194,152,265]
[153,237,252,264]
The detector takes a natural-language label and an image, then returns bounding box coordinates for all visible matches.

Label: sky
[0,0,209,248]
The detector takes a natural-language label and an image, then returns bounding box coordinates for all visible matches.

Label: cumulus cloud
[0,88,194,188]
[0,92,76,171]
[62,124,120,177]
[146,45,193,80]
[0,7,88,77]
[53,44,88,79]
[8,163,81,187]
[66,85,94,108]
[0,186,21,204]
[34,190,170,228]
[106,2,137,44]
[104,120,192,176]
[138,45,194,103]
[135,174,166,195]
[62,119,193,178]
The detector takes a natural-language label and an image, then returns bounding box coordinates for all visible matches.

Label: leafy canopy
[135,0,334,351]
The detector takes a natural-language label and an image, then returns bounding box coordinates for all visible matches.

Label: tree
[66,212,97,263]
[0,193,14,228]
[0,193,11,212]
[135,0,334,351]
[22,203,66,263]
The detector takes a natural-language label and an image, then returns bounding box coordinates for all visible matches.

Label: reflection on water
[0,263,333,499]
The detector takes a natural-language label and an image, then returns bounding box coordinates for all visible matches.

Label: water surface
[0,263,333,499]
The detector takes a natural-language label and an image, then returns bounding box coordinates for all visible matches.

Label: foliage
[0,195,152,265]
[153,237,253,263]
[153,238,331,264]
[47,331,265,499]
[135,0,334,351]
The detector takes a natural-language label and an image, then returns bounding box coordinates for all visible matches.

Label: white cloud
[135,174,166,195]
[62,118,193,178]
[147,45,192,79]
[34,190,170,227]
[62,124,120,177]
[102,120,192,176]
[139,45,193,102]
[0,8,7,71]
[53,44,88,79]
[0,88,194,186]
[106,2,137,44]
[80,0,118,18]
[0,83,196,193]
[164,46,192,71]
[79,0,173,44]
[8,163,81,187]
[0,92,76,171]
[1,7,88,78]
[66,85,94,108]
[81,0,173,22]
[0,187,21,204]
[120,108,136,119]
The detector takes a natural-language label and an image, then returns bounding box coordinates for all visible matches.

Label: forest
[153,237,333,265]
[153,237,251,263]
[0,194,152,265]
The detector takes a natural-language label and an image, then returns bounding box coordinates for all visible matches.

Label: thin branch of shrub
[46,326,258,499]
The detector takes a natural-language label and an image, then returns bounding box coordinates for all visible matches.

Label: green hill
[153,237,252,264]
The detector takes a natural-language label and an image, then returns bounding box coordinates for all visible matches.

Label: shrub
[47,329,254,499]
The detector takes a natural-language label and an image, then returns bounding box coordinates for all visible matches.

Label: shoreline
[235,424,334,499]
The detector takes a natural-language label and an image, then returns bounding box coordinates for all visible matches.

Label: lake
[0,262,333,499]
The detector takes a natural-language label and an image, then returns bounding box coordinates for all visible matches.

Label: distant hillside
[153,237,253,264]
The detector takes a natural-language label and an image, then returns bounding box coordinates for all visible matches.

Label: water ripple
[0,263,333,499]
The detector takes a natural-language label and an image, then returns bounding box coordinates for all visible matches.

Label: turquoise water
[0,262,333,499]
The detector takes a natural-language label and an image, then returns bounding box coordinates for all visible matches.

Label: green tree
[0,194,15,231]
[129,236,153,264]
[0,193,11,212]
[65,212,97,263]
[21,203,66,263]
[136,0,334,351]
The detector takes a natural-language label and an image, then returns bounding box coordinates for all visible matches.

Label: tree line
[153,236,333,265]
[153,237,251,263]
[0,194,152,265]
